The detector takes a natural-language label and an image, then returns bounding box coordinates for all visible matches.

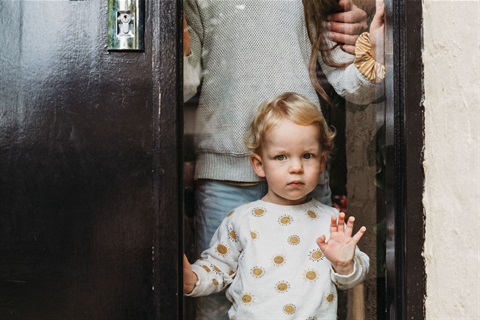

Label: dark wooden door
[0,1,181,319]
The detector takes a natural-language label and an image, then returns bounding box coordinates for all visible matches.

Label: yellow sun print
[309,249,324,261]
[275,281,290,293]
[325,293,336,303]
[304,269,318,281]
[228,228,238,241]
[241,293,254,305]
[216,243,229,256]
[250,266,265,278]
[273,254,286,266]
[213,265,222,273]
[287,235,300,245]
[278,215,293,226]
[283,304,296,315]
[306,210,318,219]
[252,208,266,217]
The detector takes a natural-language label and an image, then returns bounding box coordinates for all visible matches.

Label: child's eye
[275,155,286,161]
[303,153,313,159]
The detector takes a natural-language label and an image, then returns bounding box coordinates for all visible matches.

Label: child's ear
[250,153,266,178]
[319,153,327,173]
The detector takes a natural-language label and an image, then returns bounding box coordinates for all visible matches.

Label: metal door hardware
[107,0,144,51]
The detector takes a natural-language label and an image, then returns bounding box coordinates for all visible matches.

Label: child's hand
[183,254,198,294]
[369,0,385,64]
[316,212,366,275]
[327,0,369,54]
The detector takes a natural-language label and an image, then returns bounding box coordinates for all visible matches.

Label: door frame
[385,0,425,318]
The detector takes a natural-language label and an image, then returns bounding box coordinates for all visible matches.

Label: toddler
[184,92,370,319]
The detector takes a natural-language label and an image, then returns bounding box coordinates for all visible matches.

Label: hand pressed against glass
[316,212,366,275]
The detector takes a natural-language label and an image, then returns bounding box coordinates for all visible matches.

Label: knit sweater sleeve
[183,0,203,102]
[318,41,382,106]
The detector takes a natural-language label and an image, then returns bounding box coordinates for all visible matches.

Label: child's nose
[288,159,304,173]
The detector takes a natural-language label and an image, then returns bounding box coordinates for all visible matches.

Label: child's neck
[261,194,310,206]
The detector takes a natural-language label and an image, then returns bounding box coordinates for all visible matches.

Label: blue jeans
[193,173,331,320]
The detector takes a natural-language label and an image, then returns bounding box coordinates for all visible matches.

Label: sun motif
[201,265,212,273]
[272,254,286,266]
[241,293,254,305]
[228,270,236,276]
[287,235,300,245]
[304,269,319,282]
[250,266,265,278]
[252,207,266,217]
[282,304,296,315]
[216,243,230,257]
[278,214,293,226]
[213,265,223,274]
[325,292,336,303]
[250,230,259,240]
[212,279,219,286]
[275,281,290,293]
[228,228,238,241]
[309,249,324,261]
[306,209,319,219]
[356,255,363,266]
[226,209,235,217]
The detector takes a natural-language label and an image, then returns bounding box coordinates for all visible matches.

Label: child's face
[250,118,325,206]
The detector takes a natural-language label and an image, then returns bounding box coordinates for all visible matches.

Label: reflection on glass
[183,0,386,318]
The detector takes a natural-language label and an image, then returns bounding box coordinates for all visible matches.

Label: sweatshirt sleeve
[185,213,242,297]
[331,247,370,290]
[318,40,382,106]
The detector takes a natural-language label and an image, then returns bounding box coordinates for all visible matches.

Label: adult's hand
[183,16,191,56]
[327,0,368,54]
[369,0,385,64]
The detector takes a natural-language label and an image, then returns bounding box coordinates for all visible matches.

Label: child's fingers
[337,212,346,231]
[352,226,367,243]
[329,215,338,233]
[316,235,327,248]
[344,216,355,237]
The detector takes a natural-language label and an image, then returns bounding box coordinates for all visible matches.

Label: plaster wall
[423,1,480,318]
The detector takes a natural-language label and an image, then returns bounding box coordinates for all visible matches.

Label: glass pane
[182,0,387,318]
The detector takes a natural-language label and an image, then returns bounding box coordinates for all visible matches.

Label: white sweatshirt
[187,199,370,319]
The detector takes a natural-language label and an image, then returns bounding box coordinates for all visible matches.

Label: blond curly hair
[245,92,336,159]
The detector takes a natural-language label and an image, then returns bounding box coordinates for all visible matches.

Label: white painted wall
[423,0,480,318]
